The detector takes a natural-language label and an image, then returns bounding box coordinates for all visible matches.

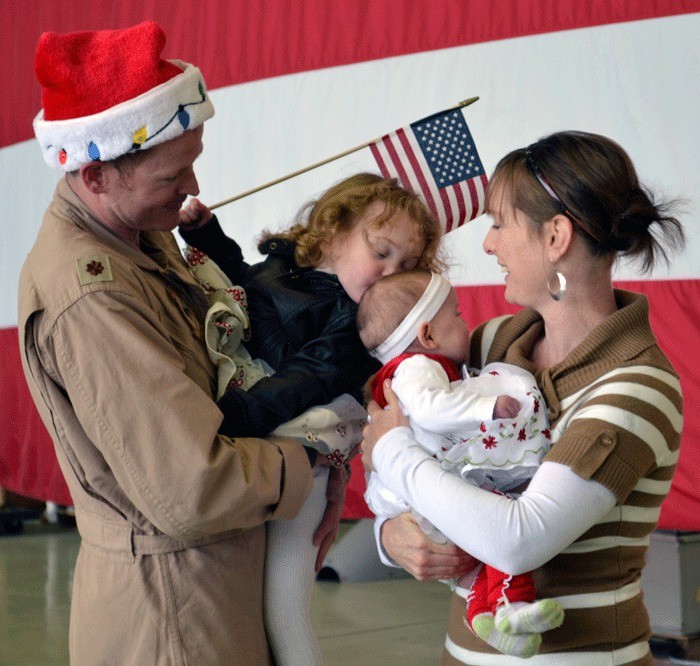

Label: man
[19,21,344,664]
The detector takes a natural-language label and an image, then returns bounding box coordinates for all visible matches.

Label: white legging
[264,466,328,666]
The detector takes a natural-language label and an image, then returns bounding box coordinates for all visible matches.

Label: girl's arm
[179,214,250,285]
[219,308,377,437]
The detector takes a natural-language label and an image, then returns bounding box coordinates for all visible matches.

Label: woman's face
[483,184,548,308]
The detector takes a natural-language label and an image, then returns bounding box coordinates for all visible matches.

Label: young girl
[179,173,442,666]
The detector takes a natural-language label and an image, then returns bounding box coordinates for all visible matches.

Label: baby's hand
[179,197,213,229]
[493,395,521,419]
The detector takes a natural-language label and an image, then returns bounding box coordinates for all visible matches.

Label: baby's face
[429,289,471,365]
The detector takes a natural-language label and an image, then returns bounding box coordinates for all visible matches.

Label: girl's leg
[264,467,328,666]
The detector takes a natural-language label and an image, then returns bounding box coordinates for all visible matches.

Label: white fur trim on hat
[33,60,215,171]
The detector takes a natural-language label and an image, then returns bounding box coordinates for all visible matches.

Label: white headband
[370,272,452,365]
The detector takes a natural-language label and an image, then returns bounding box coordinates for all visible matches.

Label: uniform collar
[55,177,180,272]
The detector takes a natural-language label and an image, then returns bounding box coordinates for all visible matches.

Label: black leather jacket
[180,217,379,437]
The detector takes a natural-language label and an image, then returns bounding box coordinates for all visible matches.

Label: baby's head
[357,270,470,366]
[262,173,444,303]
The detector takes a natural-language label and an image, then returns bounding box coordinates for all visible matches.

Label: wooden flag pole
[209,96,479,211]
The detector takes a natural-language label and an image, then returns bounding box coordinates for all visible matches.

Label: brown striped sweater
[441,290,683,665]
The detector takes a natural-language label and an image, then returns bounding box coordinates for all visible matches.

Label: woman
[362,130,685,664]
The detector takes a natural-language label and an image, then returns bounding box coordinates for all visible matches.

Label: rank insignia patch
[77,255,114,285]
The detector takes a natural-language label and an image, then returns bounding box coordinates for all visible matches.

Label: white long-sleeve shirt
[373,429,616,574]
[365,357,552,533]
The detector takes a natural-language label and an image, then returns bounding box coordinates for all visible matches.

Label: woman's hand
[361,380,410,472]
[381,513,479,581]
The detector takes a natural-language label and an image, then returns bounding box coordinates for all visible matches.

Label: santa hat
[33,21,215,171]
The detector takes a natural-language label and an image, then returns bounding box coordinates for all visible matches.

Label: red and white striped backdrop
[2,1,699,528]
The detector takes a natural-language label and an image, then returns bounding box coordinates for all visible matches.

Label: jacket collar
[259,237,295,256]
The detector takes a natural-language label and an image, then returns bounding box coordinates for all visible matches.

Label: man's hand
[381,513,479,581]
[312,465,348,571]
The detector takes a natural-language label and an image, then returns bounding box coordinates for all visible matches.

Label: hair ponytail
[490,131,686,275]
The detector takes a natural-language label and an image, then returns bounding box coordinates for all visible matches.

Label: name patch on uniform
[77,255,113,285]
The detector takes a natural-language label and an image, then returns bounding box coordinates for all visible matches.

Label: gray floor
[0,519,692,665]
[0,519,451,665]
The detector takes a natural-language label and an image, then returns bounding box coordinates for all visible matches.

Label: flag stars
[407,108,484,188]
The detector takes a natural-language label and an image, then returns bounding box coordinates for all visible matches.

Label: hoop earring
[547,264,567,301]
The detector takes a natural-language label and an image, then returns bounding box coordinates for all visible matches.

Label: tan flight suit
[18,178,313,665]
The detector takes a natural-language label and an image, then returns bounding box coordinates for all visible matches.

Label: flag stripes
[370,108,488,234]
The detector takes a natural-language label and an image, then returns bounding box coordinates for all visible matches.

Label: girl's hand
[381,513,479,581]
[361,380,409,472]
[179,197,213,229]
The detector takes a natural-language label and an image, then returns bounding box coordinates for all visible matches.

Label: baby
[357,269,563,659]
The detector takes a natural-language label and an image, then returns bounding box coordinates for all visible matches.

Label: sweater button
[601,435,614,447]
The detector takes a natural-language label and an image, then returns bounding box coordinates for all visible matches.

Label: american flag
[370,107,488,233]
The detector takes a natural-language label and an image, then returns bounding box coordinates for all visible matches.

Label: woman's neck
[530,282,618,370]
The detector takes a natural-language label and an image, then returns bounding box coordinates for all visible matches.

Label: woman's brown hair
[488,131,685,273]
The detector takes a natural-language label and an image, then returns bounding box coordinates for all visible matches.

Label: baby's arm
[393,356,497,435]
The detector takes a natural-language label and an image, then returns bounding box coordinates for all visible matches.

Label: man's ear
[78,161,110,194]
[416,321,438,350]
